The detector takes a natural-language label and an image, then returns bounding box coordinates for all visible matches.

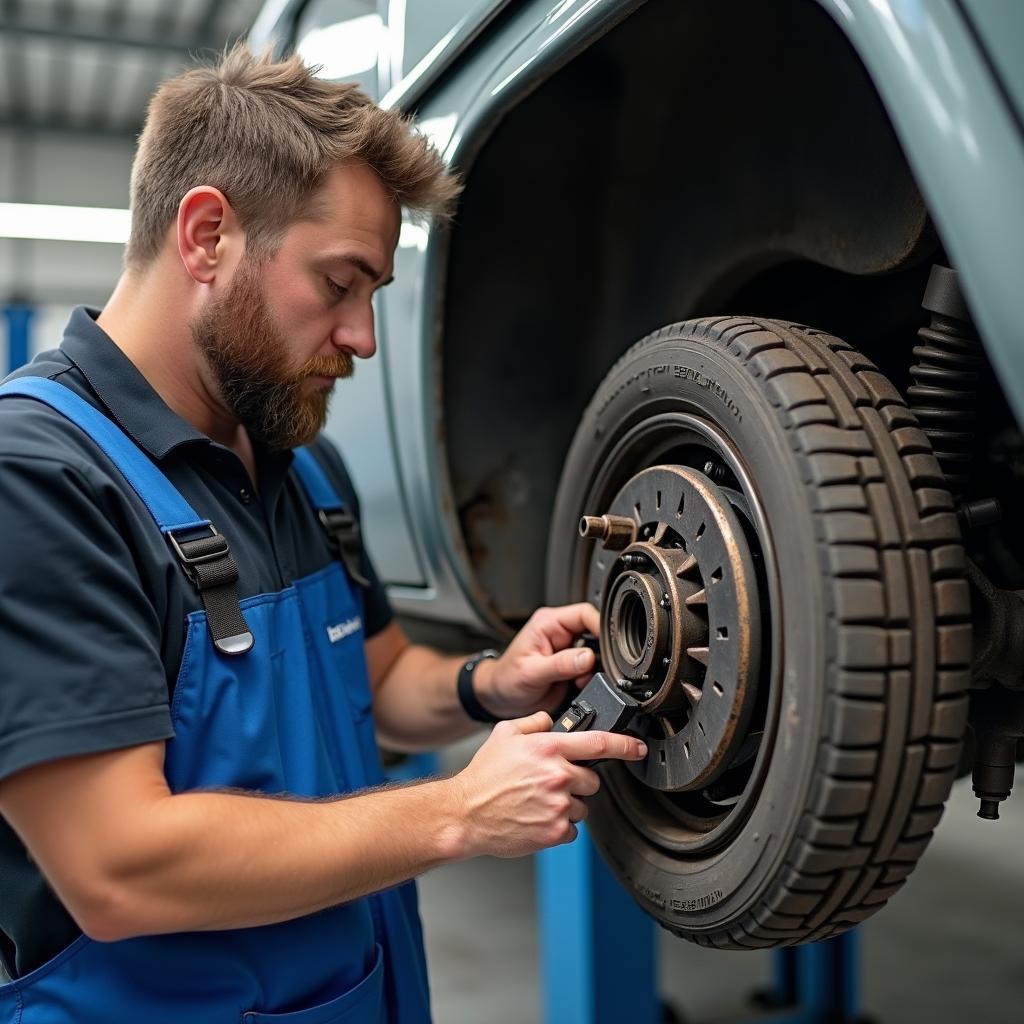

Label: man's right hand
[0,715,644,941]
[447,710,647,859]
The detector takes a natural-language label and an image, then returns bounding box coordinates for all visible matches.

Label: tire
[546,317,971,948]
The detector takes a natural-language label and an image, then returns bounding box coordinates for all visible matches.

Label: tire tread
[628,317,970,950]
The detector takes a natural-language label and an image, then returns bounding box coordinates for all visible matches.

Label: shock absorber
[910,270,1024,820]
[906,265,983,501]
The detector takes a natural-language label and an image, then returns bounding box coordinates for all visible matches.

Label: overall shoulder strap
[0,377,254,655]
[292,446,370,588]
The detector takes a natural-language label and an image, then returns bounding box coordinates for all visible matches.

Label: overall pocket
[241,943,385,1024]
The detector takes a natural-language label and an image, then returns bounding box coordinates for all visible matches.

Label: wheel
[546,317,971,948]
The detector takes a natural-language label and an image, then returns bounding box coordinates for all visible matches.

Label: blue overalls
[0,377,432,1024]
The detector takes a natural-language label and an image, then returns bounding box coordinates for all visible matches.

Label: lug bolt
[579,514,638,551]
[703,460,727,483]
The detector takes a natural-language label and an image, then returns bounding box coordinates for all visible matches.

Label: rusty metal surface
[585,466,762,792]
[557,408,783,855]
[579,513,637,551]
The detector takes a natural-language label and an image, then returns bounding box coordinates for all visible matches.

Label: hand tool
[550,671,640,767]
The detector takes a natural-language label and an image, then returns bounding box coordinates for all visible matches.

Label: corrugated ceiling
[0,0,265,135]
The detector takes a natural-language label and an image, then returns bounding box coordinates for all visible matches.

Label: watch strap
[457,649,502,724]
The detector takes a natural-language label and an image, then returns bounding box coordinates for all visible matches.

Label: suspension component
[959,497,1002,533]
[967,562,1024,691]
[970,686,1024,820]
[907,265,983,500]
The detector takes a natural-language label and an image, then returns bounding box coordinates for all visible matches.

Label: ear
[176,186,241,284]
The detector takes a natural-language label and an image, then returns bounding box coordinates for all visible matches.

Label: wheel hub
[581,465,762,792]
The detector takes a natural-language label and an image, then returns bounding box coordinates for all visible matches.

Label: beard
[191,259,353,451]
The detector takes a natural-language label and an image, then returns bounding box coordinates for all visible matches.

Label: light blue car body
[256,0,1024,636]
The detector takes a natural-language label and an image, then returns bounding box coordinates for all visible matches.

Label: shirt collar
[60,306,211,461]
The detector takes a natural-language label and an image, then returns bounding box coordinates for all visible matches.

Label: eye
[326,278,349,300]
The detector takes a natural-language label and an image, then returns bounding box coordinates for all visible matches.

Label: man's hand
[474,603,601,719]
[447,711,647,858]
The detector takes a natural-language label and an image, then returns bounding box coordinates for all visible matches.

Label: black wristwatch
[457,649,502,724]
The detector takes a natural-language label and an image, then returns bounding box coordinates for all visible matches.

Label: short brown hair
[126,44,460,268]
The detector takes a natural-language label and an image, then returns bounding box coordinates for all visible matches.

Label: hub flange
[583,465,762,791]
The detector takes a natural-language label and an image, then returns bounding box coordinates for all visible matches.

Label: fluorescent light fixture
[297,14,383,80]
[0,202,130,244]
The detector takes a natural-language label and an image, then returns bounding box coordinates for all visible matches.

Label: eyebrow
[330,253,394,287]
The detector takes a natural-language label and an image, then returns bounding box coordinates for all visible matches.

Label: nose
[331,302,376,360]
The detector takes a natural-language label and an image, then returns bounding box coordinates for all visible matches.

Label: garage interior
[2,0,1023,1022]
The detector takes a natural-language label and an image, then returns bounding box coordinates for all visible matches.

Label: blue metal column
[745,932,861,1024]
[536,819,861,1024]
[796,933,859,1021]
[536,823,659,1024]
[3,304,35,373]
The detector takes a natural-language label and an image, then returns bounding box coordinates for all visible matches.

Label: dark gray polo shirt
[0,306,393,978]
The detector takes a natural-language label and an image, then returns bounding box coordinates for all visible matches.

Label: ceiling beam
[48,0,75,125]
[1,1,27,123]
[0,116,139,139]
[0,15,223,55]
[86,0,135,133]
[195,0,228,45]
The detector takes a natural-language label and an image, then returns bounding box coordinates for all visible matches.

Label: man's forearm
[373,643,489,750]
[369,604,602,754]
[70,777,469,941]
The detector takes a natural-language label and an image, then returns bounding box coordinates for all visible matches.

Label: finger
[549,601,600,638]
[550,731,648,763]
[530,603,601,651]
[567,797,588,824]
[574,663,596,687]
[566,765,601,797]
[506,710,554,735]
[559,822,579,846]
[522,646,595,687]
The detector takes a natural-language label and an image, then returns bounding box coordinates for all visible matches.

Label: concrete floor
[417,738,1024,1024]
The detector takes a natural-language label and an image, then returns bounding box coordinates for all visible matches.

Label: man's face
[192,160,400,450]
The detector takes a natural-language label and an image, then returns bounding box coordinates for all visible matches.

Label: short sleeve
[308,440,395,640]
[0,453,174,782]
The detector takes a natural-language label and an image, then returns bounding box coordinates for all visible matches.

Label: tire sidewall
[546,327,833,935]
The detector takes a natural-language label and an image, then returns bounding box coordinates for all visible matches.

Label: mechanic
[0,46,646,1023]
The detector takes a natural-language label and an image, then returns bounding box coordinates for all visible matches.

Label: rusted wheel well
[441,0,941,625]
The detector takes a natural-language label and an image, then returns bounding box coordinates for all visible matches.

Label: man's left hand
[473,603,600,720]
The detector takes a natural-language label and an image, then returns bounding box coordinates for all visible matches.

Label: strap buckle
[318,508,371,588]
[168,526,229,583]
[167,525,254,656]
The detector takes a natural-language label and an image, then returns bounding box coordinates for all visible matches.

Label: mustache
[302,353,354,380]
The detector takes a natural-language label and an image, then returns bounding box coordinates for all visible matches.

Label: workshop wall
[0,128,132,362]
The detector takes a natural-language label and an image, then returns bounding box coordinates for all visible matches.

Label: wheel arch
[431,0,1008,627]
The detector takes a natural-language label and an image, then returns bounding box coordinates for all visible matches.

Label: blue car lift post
[537,824,861,1024]
[4,303,35,373]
